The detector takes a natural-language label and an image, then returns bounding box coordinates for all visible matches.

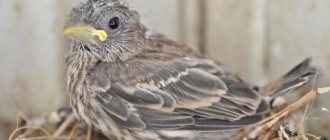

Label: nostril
[83,18,89,24]
[81,16,90,24]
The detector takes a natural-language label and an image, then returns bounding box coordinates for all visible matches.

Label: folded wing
[88,52,269,131]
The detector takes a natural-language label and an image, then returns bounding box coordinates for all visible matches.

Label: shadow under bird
[63,0,315,139]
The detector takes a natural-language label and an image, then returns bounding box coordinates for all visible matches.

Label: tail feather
[283,58,314,79]
[261,58,316,99]
[270,71,314,99]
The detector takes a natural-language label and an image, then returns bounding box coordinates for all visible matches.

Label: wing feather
[110,84,164,109]
[95,92,130,120]
[105,110,147,129]
[194,115,263,127]
[136,107,194,129]
[150,89,177,111]
[88,52,268,131]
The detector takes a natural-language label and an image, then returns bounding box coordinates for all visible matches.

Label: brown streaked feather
[95,92,131,120]
[178,115,263,132]
[136,107,193,120]
[206,105,244,118]
[147,33,203,58]
[136,107,194,129]
[88,50,268,131]
[193,115,263,128]
[213,99,254,116]
[105,110,147,130]
[110,84,164,109]
[180,125,241,132]
[179,68,228,95]
[150,89,177,112]
[176,108,237,121]
[161,68,227,109]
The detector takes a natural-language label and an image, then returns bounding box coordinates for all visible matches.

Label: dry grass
[9,87,330,140]
[253,87,330,140]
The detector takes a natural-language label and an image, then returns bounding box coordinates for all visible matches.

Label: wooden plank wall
[0,0,68,139]
[0,0,330,138]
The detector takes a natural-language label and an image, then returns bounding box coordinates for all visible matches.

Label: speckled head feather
[88,0,120,5]
[66,0,146,62]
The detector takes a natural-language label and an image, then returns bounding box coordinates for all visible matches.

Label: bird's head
[64,0,147,62]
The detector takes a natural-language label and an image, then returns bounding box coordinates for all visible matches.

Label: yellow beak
[63,26,108,42]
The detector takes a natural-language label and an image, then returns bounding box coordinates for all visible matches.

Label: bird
[63,0,315,139]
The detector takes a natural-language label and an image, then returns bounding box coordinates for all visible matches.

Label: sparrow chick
[64,0,314,139]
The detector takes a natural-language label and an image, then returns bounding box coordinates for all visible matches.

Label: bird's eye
[108,17,120,29]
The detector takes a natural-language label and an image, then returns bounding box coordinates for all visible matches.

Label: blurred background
[1,0,330,139]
